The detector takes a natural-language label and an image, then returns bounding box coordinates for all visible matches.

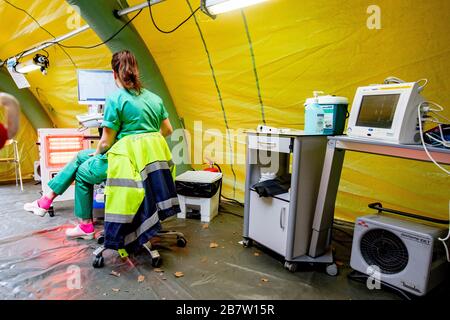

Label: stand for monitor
[76,104,104,129]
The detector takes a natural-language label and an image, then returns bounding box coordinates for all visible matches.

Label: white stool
[176,171,222,223]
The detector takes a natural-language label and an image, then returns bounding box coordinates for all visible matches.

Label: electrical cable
[418,101,450,262]
[221,195,244,207]
[347,270,413,300]
[206,161,245,207]
[439,202,450,263]
[3,0,77,68]
[418,102,450,175]
[219,208,244,218]
[39,9,143,50]
[383,76,428,92]
[147,0,201,34]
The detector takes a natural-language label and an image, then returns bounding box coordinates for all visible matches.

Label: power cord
[3,0,77,67]
[383,76,428,92]
[35,9,143,50]
[417,101,450,262]
[418,102,450,175]
[147,0,201,34]
[440,202,450,263]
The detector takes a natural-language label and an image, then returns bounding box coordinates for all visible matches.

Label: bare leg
[45,191,58,201]
[80,218,94,225]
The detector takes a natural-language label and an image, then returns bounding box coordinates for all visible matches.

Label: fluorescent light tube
[203,0,268,16]
[14,60,41,73]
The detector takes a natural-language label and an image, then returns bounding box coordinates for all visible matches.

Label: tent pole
[4,0,165,62]
[15,25,90,60]
[116,0,165,16]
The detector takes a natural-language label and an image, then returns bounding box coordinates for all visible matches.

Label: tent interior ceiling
[0,0,449,222]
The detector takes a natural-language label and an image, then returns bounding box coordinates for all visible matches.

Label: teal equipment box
[305,94,349,135]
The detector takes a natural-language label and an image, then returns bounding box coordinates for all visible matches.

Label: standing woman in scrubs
[24,50,174,240]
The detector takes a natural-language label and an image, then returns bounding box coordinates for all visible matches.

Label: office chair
[91,184,187,268]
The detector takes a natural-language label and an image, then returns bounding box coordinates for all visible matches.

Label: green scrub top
[101,88,169,140]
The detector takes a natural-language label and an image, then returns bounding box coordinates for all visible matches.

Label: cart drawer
[248,135,292,153]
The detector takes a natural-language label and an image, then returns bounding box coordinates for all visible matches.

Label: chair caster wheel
[176,237,187,248]
[242,238,252,248]
[152,257,162,267]
[284,261,298,273]
[97,235,105,245]
[93,256,104,268]
[326,263,338,276]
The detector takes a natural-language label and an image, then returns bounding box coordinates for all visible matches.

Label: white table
[309,135,450,257]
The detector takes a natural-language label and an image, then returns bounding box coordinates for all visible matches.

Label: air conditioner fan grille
[360,228,409,274]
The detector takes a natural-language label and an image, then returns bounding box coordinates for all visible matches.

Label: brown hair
[111,50,143,94]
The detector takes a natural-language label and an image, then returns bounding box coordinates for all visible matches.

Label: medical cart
[243,131,338,275]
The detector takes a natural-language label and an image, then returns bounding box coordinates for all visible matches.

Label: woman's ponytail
[111,50,143,94]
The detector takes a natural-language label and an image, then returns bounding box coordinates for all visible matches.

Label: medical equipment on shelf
[77,69,117,128]
[347,79,427,144]
[256,124,304,136]
[38,128,89,202]
[350,205,449,297]
[304,91,325,135]
[77,70,116,105]
[76,113,104,129]
[304,92,349,135]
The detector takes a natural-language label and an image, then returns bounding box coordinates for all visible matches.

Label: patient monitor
[347,82,425,144]
[76,69,117,128]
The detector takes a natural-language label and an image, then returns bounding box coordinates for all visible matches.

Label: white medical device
[77,69,117,128]
[347,82,425,144]
[77,69,117,105]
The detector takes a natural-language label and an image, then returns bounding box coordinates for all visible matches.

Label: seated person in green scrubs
[24,50,174,240]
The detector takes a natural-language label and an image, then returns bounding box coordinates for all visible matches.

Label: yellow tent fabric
[0,0,110,180]
[1,0,449,222]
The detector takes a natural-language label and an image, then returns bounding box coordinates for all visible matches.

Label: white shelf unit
[243,132,334,272]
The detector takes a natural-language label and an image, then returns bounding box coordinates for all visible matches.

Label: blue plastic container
[305,93,349,135]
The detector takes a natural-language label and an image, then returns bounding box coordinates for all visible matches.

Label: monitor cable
[418,101,450,262]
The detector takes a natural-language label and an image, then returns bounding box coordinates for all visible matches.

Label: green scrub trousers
[48,149,108,219]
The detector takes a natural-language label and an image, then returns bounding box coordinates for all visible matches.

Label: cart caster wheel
[176,237,187,248]
[93,256,104,268]
[97,235,105,245]
[242,238,253,248]
[284,261,298,273]
[326,263,338,276]
[151,257,162,268]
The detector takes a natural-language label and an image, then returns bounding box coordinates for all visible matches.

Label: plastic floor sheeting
[1,182,446,300]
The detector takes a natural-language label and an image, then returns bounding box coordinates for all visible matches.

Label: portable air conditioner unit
[350,215,448,296]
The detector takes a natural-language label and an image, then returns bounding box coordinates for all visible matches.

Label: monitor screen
[77,70,117,104]
[356,94,400,129]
